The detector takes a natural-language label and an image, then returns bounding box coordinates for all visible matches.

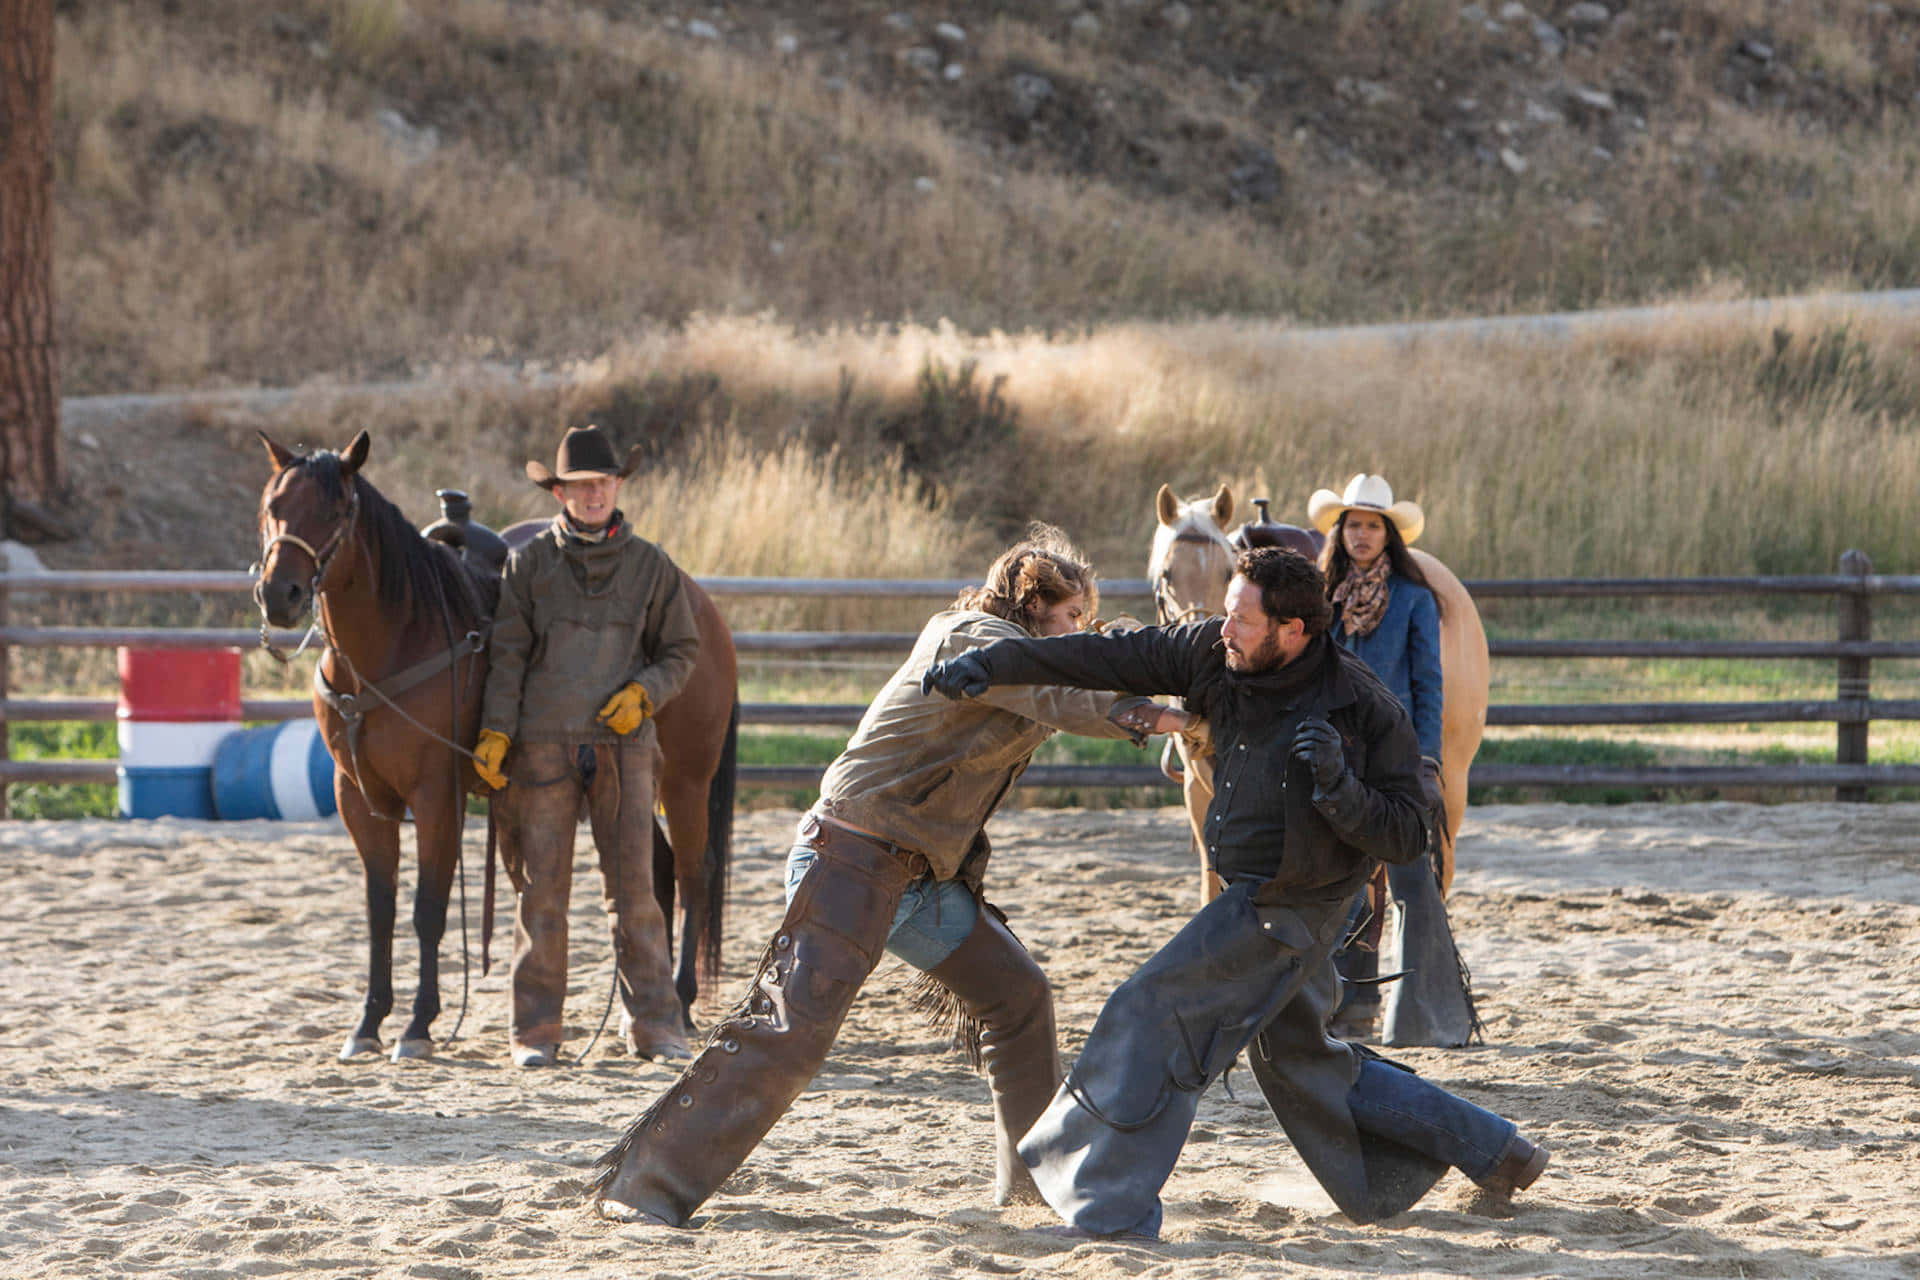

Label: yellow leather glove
[595,682,654,736]
[473,729,510,791]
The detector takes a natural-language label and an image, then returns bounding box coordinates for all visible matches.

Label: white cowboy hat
[1307,474,1425,545]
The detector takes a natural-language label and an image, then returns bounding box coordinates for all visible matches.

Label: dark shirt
[969,619,1427,901]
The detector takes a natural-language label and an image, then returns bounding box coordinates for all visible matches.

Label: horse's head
[1148,483,1236,625]
[255,429,370,627]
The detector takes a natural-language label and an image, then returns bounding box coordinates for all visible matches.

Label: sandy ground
[3,802,1917,1279]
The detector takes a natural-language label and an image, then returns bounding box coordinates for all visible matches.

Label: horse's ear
[1155,484,1179,527]
[342,431,371,476]
[259,431,299,474]
[1210,485,1234,527]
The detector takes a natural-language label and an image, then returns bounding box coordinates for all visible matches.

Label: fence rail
[2,551,1915,810]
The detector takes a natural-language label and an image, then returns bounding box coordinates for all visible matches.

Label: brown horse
[253,431,737,1062]
[1147,483,1489,898]
[499,518,740,1029]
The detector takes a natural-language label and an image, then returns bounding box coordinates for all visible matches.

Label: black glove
[1291,717,1346,792]
[921,650,992,700]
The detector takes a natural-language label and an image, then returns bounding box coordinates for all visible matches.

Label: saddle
[422,488,510,577]
[1228,498,1323,562]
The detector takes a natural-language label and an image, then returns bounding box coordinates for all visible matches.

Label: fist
[1291,717,1346,791]
[921,650,992,700]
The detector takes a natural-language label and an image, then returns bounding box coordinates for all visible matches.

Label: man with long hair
[922,546,1545,1239]
[592,525,1188,1227]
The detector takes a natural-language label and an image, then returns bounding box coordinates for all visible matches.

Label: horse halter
[254,477,361,662]
[1153,531,1226,627]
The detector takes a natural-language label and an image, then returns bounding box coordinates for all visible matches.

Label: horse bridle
[1153,530,1226,627]
[253,478,361,662]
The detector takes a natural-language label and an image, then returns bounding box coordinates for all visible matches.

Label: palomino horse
[499,518,740,1030]
[254,431,737,1061]
[1148,484,1489,899]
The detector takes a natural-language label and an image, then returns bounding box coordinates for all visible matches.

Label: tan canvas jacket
[818,609,1157,878]
[481,517,699,745]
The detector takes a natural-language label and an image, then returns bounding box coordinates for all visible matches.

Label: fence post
[1836,549,1873,802]
[0,575,9,820]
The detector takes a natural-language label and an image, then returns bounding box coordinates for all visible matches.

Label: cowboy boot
[921,906,1060,1206]
[591,824,917,1226]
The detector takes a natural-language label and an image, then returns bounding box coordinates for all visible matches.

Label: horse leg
[338,785,401,1061]
[393,768,463,1061]
[654,767,711,1035]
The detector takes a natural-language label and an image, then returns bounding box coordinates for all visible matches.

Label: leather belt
[799,811,934,878]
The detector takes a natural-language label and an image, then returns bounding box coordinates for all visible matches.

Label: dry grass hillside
[54,0,1920,392]
[34,0,1920,593]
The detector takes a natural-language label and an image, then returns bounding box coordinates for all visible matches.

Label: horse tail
[699,696,739,986]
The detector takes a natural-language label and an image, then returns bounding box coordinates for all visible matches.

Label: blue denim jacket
[1331,575,1443,759]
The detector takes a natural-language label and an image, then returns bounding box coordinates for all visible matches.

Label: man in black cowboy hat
[475,425,701,1067]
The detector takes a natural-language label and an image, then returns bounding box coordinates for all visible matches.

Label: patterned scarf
[1332,557,1392,638]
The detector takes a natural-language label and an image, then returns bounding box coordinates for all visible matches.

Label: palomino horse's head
[1148,483,1236,625]
[254,429,370,628]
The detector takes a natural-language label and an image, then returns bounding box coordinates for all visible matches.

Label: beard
[1224,632,1284,674]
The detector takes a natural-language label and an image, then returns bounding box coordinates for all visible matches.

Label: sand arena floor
[3,803,1917,1279]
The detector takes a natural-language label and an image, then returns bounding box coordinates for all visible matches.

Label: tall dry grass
[232,298,1920,598]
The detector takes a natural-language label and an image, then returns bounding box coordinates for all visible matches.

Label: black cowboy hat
[525,425,644,488]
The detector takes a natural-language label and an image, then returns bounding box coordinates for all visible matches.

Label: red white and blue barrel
[116,648,242,820]
[211,720,337,821]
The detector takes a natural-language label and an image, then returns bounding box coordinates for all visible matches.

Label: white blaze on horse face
[1342,509,1389,570]
[1148,491,1236,625]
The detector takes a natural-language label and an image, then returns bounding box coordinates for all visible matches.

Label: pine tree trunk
[0,0,62,512]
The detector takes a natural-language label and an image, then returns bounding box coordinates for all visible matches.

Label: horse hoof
[339,1036,384,1062]
[513,1043,560,1068]
[390,1038,435,1062]
[596,1197,676,1227]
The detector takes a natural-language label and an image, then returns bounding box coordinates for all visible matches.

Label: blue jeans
[784,843,976,971]
[1347,1056,1513,1182]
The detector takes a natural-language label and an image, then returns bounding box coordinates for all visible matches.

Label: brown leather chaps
[591,818,917,1226]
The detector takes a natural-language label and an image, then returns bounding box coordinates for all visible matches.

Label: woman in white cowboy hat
[1308,473,1447,1041]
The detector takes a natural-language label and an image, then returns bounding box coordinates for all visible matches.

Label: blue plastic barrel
[211,721,338,821]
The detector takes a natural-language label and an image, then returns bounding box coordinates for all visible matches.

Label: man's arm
[925,619,1216,708]
[632,561,701,710]
[1293,703,1428,865]
[480,552,536,739]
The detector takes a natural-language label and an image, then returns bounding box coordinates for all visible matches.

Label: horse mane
[301,450,501,627]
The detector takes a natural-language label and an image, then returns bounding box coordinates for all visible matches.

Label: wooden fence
[3,550,1919,815]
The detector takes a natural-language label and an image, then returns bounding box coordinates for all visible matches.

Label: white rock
[686,19,720,39]
[914,176,938,193]
[374,109,439,165]
[1500,146,1529,174]
[1070,12,1102,41]
[775,33,799,54]
[1499,2,1531,20]
[1524,100,1564,125]
[1532,16,1566,55]
[943,62,965,81]
[933,21,966,44]
[884,11,915,31]
[1566,84,1616,114]
[1563,2,1610,32]
[1163,2,1193,30]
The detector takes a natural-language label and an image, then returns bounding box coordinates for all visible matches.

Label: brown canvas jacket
[481,517,699,745]
[819,609,1157,879]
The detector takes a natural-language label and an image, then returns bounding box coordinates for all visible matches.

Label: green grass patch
[8,722,117,820]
